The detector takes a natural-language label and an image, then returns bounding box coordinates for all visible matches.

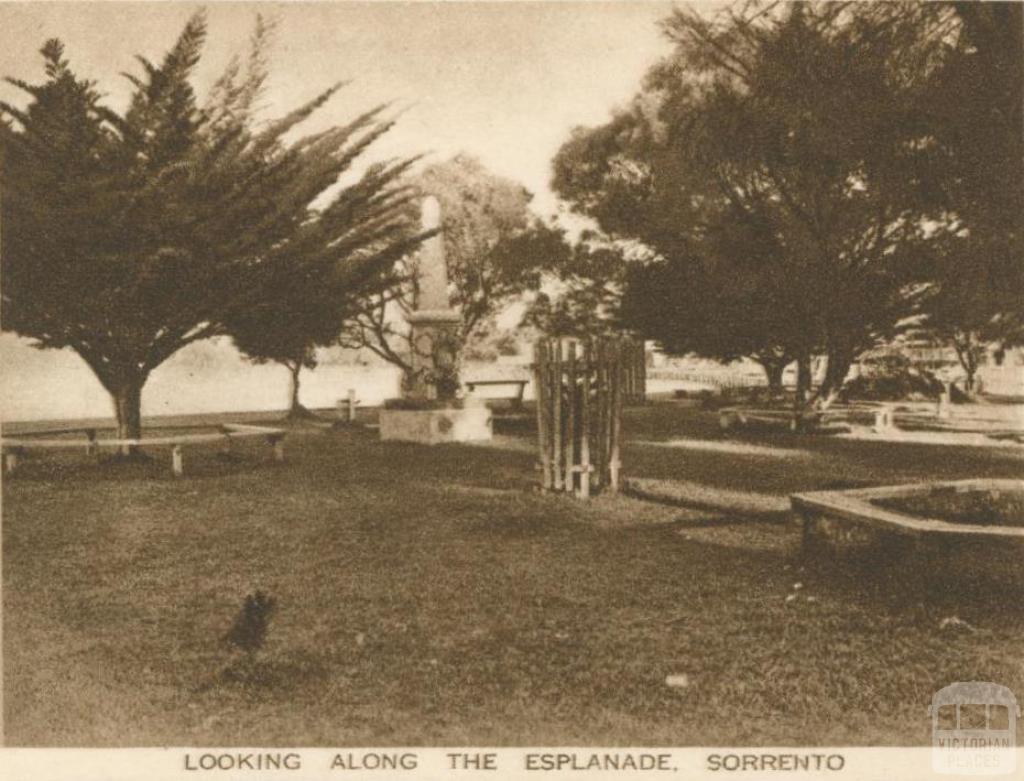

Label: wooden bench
[2,423,285,477]
[464,379,528,409]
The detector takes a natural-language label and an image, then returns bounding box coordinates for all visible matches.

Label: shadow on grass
[626,435,1024,497]
[683,509,792,528]
[622,494,792,530]
[793,534,1024,623]
[220,654,305,688]
[196,650,329,698]
[5,402,1023,745]
[5,446,282,482]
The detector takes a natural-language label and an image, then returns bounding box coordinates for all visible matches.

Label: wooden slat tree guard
[534,336,639,498]
[621,338,647,405]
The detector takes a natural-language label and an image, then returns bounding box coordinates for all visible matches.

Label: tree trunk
[287,362,304,418]
[792,353,813,430]
[72,348,148,457]
[952,333,981,395]
[112,379,144,456]
[814,343,854,411]
[284,361,319,420]
[964,365,976,393]
[757,357,787,396]
[795,354,812,405]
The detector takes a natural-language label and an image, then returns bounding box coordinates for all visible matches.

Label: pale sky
[0,0,688,216]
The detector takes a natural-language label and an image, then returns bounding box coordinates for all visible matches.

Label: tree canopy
[521,235,634,341]
[340,154,568,375]
[552,0,1016,408]
[912,1,1024,388]
[1,12,425,439]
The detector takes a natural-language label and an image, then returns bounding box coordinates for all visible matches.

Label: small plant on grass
[220,591,280,689]
[226,591,276,653]
[214,591,324,692]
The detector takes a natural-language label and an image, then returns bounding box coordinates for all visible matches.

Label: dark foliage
[226,591,276,653]
[1,13,425,438]
[553,1,1020,411]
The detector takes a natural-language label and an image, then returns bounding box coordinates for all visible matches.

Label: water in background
[5,333,1021,426]
[0,334,403,424]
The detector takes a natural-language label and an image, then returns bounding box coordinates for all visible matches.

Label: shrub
[841,356,945,402]
[226,591,276,653]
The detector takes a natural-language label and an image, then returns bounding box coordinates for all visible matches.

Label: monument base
[379,406,492,445]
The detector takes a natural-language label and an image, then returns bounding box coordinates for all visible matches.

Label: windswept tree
[553,1,957,415]
[339,154,568,378]
[226,169,424,420]
[1,13,425,443]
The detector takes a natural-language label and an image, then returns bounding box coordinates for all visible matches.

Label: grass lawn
[3,403,1023,746]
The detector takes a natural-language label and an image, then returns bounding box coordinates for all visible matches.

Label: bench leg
[4,451,19,476]
[273,440,285,462]
[171,445,184,477]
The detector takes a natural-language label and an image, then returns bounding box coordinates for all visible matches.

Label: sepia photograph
[0,0,1022,769]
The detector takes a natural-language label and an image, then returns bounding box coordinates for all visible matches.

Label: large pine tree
[1,13,424,444]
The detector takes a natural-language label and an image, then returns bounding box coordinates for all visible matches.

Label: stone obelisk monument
[406,196,462,401]
[378,197,492,444]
